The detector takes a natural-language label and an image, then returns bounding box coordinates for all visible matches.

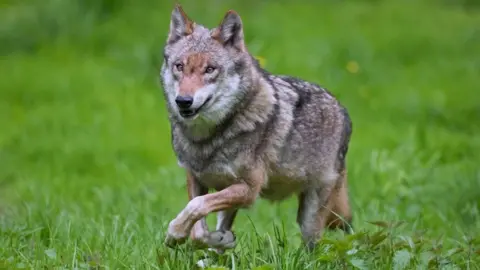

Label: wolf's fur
[160,4,353,251]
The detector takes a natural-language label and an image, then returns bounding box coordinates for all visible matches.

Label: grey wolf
[160,4,353,252]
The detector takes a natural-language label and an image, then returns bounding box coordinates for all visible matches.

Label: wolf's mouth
[179,96,212,118]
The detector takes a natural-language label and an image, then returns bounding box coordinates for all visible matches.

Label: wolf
[160,4,353,252]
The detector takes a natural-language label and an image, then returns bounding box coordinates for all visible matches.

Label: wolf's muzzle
[177,96,212,118]
[175,96,194,109]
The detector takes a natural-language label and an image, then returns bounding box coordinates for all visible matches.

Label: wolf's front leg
[165,170,208,247]
[164,168,264,249]
[188,210,237,251]
[199,209,239,253]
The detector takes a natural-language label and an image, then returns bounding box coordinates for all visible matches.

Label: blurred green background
[1,0,479,268]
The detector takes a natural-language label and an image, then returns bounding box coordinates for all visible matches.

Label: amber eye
[205,66,216,74]
[175,63,184,72]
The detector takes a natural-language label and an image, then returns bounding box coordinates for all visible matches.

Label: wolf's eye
[175,63,184,72]
[205,66,216,74]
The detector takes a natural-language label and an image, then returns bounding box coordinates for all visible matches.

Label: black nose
[175,96,193,109]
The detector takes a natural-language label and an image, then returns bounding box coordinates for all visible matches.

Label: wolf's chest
[197,172,239,191]
[179,157,308,200]
[196,171,307,201]
[260,174,307,201]
[178,156,243,190]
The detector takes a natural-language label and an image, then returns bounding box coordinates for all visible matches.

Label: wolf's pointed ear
[167,4,194,44]
[212,10,245,51]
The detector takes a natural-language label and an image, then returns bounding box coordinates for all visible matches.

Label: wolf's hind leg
[326,170,353,234]
[297,185,334,251]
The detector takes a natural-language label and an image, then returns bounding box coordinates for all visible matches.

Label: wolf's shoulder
[263,73,339,106]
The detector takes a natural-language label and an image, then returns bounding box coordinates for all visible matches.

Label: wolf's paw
[191,230,236,252]
[164,233,187,248]
[164,220,189,248]
[203,230,236,251]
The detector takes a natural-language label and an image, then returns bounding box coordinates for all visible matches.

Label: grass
[1,0,480,269]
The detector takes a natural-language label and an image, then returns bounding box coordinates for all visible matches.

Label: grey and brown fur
[160,4,353,252]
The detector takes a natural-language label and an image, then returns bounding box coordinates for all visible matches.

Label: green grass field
[1,0,480,269]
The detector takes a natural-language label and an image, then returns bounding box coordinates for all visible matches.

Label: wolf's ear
[212,11,245,51]
[167,4,194,44]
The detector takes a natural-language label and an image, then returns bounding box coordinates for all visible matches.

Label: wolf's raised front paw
[164,220,188,248]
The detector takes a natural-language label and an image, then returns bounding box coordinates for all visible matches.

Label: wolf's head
[160,4,256,131]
